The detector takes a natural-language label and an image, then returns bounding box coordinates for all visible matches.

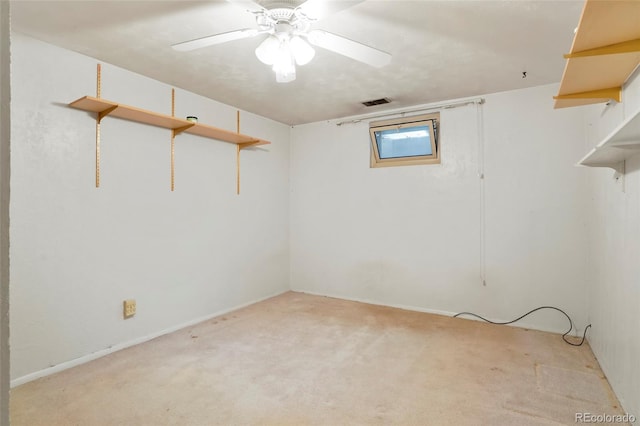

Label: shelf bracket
[238,140,262,150]
[172,124,194,135]
[585,160,625,174]
[98,105,118,122]
[564,38,640,58]
[612,160,625,175]
[553,86,622,102]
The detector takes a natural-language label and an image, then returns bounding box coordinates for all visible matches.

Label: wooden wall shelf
[578,108,640,172]
[554,0,640,109]
[69,96,270,147]
[68,63,270,193]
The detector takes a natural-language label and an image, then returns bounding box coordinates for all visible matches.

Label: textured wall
[0,2,11,424]
[290,84,591,334]
[585,68,640,420]
[10,33,290,382]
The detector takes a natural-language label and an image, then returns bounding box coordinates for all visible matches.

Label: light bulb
[275,69,296,83]
[255,35,279,65]
[272,37,296,83]
[290,36,315,66]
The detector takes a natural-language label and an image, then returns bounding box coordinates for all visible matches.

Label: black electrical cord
[453,306,592,346]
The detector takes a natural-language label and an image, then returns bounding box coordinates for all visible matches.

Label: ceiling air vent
[362,98,391,107]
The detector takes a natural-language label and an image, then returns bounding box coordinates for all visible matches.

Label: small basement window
[369,113,440,168]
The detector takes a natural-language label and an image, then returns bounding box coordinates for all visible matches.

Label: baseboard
[291,289,574,336]
[12,288,578,388]
[11,289,288,388]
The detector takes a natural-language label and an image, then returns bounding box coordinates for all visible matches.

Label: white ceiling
[11,0,583,125]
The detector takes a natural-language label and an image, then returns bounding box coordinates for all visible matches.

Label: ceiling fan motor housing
[269,8,296,22]
[257,3,311,34]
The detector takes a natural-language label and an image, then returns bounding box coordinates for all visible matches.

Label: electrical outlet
[123,299,136,319]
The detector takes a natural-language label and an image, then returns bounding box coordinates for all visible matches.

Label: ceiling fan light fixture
[290,35,315,66]
[255,35,280,65]
[275,68,296,83]
[272,39,297,82]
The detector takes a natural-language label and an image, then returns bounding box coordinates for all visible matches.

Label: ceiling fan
[172,0,392,83]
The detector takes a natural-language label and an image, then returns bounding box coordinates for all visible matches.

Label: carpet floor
[11,292,625,425]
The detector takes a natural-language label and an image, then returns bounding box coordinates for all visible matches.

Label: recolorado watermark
[575,412,636,423]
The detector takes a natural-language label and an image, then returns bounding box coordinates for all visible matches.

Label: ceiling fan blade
[226,0,265,13]
[306,30,391,68]
[172,29,259,52]
[297,0,364,21]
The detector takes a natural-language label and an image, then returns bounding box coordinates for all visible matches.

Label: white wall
[9,33,290,383]
[0,2,11,424]
[584,68,640,419]
[290,84,591,333]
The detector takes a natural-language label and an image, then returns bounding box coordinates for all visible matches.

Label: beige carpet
[11,292,625,425]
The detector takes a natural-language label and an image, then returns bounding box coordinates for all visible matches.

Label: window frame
[369,112,440,168]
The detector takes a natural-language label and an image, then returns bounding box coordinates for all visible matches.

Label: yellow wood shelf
[69,96,270,147]
[578,108,640,171]
[554,0,640,109]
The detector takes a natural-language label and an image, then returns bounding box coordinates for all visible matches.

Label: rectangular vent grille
[362,98,391,107]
